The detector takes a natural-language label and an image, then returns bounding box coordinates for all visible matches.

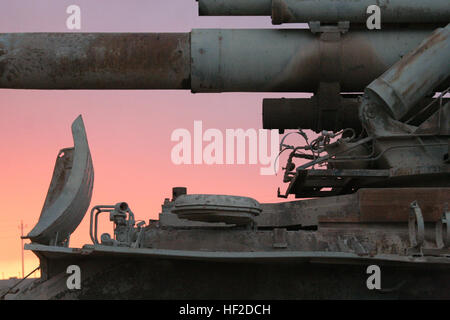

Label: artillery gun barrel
[263,97,449,132]
[366,24,450,120]
[0,33,191,90]
[197,0,450,25]
[0,29,442,92]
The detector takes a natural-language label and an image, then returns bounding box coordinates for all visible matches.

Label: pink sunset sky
[0,0,311,278]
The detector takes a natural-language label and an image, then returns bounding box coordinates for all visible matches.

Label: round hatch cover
[172,194,261,226]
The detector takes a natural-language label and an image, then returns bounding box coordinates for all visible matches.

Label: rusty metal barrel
[0,33,191,89]
[197,0,450,25]
[0,28,441,92]
[366,24,450,120]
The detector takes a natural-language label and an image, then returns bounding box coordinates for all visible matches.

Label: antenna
[18,220,27,278]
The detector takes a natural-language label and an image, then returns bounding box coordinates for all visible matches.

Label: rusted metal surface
[366,24,450,120]
[318,188,450,223]
[0,29,442,92]
[415,102,450,135]
[0,33,191,89]
[284,164,450,198]
[257,193,358,227]
[271,0,450,25]
[24,243,450,267]
[191,28,435,93]
[24,116,94,245]
[12,248,450,299]
[284,169,390,198]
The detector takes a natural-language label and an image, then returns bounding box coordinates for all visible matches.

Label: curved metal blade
[25,115,94,245]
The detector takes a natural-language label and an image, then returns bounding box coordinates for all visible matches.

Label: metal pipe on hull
[0,33,191,89]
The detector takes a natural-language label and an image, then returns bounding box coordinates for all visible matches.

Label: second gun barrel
[197,0,450,25]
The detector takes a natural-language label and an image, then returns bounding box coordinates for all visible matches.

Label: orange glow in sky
[0,1,312,279]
